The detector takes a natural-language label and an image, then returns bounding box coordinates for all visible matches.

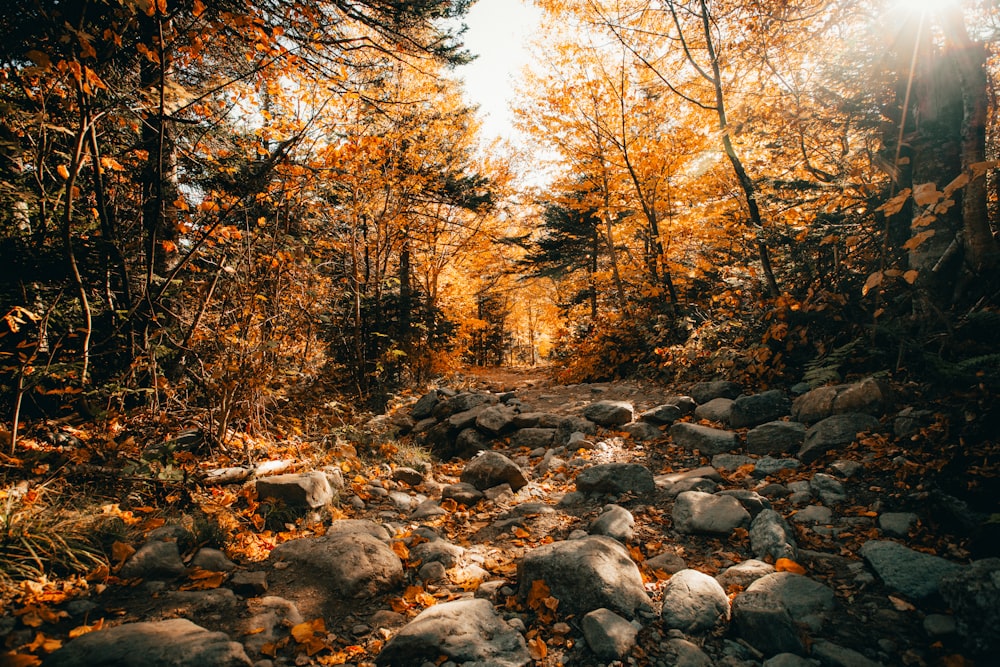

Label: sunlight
[893,0,959,16]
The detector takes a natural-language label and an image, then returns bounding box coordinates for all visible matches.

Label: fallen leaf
[888,595,916,612]
[775,558,807,575]
[68,618,104,639]
[391,541,410,560]
[527,636,547,660]
[0,654,42,667]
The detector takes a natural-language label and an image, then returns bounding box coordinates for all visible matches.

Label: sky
[455,0,543,145]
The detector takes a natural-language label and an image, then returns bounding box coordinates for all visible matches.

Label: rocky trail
[11,371,999,667]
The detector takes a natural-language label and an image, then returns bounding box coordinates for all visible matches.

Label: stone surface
[647,552,687,574]
[670,422,738,456]
[754,456,801,477]
[410,390,441,420]
[476,405,516,433]
[750,509,798,561]
[257,472,333,509]
[694,397,734,423]
[746,421,807,456]
[809,640,883,667]
[590,504,635,543]
[673,491,751,535]
[575,463,655,496]
[791,505,833,525]
[622,421,662,441]
[810,473,846,504]
[442,482,485,506]
[860,540,963,600]
[512,428,556,449]
[717,489,772,518]
[460,451,528,491]
[729,390,792,429]
[716,559,776,590]
[799,413,881,463]
[581,608,639,660]
[270,532,403,598]
[119,539,186,580]
[690,380,742,404]
[878,512,918,538]
[190,548,236,573]
[326,519,390,542]
[746,572,836,619]
[660,569,731,634]
[44,619,252,667]
[392,466,425,486]
[764,655,819,667]
[375,598,529,667]
[230,571,268,597]
[410,538,465,569]
[241,596,302,656]
[939,557,1000,656]
[583,400,635,426]
[639,397,697,424]
[517,536,653,619]
[731,590,804,656]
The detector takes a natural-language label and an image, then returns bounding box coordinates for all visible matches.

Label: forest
[0,0,998,665]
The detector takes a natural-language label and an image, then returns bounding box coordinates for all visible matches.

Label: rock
[832,378,893,417]
[754,456,801,477]
[389,490,415,511]
[512,412,563,429]
[230,571,268,597]
[670,422,738,456]
[512,428,556,449]
[665,477,718,498]
[411,498,448,519]
[746,421,807,456]
[451,427,490,457]
[623,421,662,441]
[791,505,833,525]
[877,512,918,538]
[658,465,724,485]
[730,390,792,429]
[556,416,598,444]
[448,406,489,431]
[731,590,804,656]
[798,413,881,463]
[589,504,635,543]
[764,655,820,667]
[828,459,864,478]
[647,552,687,574]
[256,471,333,509]
[575,463,655,496]
[859,540,963,600]
[673,491,750,535]
[939,557,1000,656]
[517,536,653,619]
[442,482,484,506]
[434,392,493,419]
[746,572,836,619]
[411,390,442,420]
[640,397,697,424]
[750,510,798,561]
[392,467,425,486]
[241,596,302,656]
[809,473,846,505]
[326,519,391,542]
[662,638,713,667]
[809,640,882,667]
[717,489,772,518]
[410,539,465,569]
[660,569,730,634]
[712,453,755,471]
[584,400,635,426]
[119,539,186,580]
[690,380,742,404]
[694,397,734,423]
[791,386,839,425]
[270,532,403,598]
[43,619,252,667]
[375,598,529,667]
[190,548,236,573]
[923,614,957,638]
[418,561,447,582]
[460,451,528,491]
[582,608,638,660]
[476,405,516,433]
[717,559,776,590]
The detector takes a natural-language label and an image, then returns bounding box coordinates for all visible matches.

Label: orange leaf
[526,579,551,610]
[111,541,135,568]
[192,0,206,17]
[0,654,42,667]
[527,636,548,660]
[775,558,806,575]
[26,633,61,654]
[511,526,530,539]
[391,541,410,560]
[68,618,104,639]
[56,165,70,180]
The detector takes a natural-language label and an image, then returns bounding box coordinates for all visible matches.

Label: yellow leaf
[875,188,910,217]
[861,271,882,297]
[291,618,325,644]
[902,270,919,285]
[912,182,942,207]
[903,230,935,252]
[526,579,551,610]
[775,558,806,575]
[26,633,61,654]
[390,541,409,560]
[511,526,530,539]
[56,165,70,180]
[68,618,103,639]
[527,636,548,660]
[943,173,969,196]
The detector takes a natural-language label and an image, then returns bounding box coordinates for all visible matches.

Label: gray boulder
[442,482,484,506]
[792,378,892,425]
[582,608,639,661]
[256,471,333,509]
[623,421,662,441]
[878,512,918,538]
[517,536,653,618]
[589,504,635,543]
[410,390,441,420]
[375,598,529,667]
[270,532,403,598]
[754,456,802,477]
[694,397,734,423]
[326,519,391,542]
[640,397,697,424]
[512,428,556,449]
[43,619,251,667]
[730,390,792,429]
[810,640,883,667]
[750,509,798,561]
[798,413,880,463]
[860,539,963,600]
[576,463,655,496]
[119,539,186,580]
[746,421,806,456]
[673,491,750,535]
[690,380,742,404]
[584,400,635,426]
[476,405,516,433]
[670,422,738,456]
[732,590,804,656]
[746,572,836,618]
[461,451,528,491]
[939,558,1000,657]
[660,569,730,634]
[716,559,776,591]
[717,489,773,518]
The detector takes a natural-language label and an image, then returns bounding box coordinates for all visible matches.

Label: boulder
[717,489,772,518]
[694,397,734,423]
[792,378,892,425]
[639,397,697,424]
[623,421,662,441]
[810,473,846,505]
[375,598,529,667]
[584,400,635,426]
[512,412,564,429]
[326,519,390,542]
[410,390,442,420]
[660,569,730,634]
[575,463,655,496]
[119,539,186,580]
[809,640,883,667]
[732,590,804,656]
[433,392,493,419]
[754,456,802,477]
[476,405,517,433]
[582,608,638,660]
[716,559,776,591]
[43,619,251,667]
[878,512,918,538]
[517,536,653,618]
[673,491,750,535]
[729,390,792,429]
[461,451,528,491]
[270,532,403,598]
[746,572,836,619]
[746,421,807,456]
[750,509,798,561]
[391,466,425,487]
[860,540,963,600]
[798,413,880,463]
[670,422,738,456]
[442,482,484,506]
[589,504,635,543]
[939,558,1000,657]
[690,380,742,404]
[255,471,333,509]
[241,596,301,656]
[512,428,556,449]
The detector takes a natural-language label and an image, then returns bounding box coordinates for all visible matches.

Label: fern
[803,339,861,388]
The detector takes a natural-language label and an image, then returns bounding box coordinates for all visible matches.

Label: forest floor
[0,366,998,666]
